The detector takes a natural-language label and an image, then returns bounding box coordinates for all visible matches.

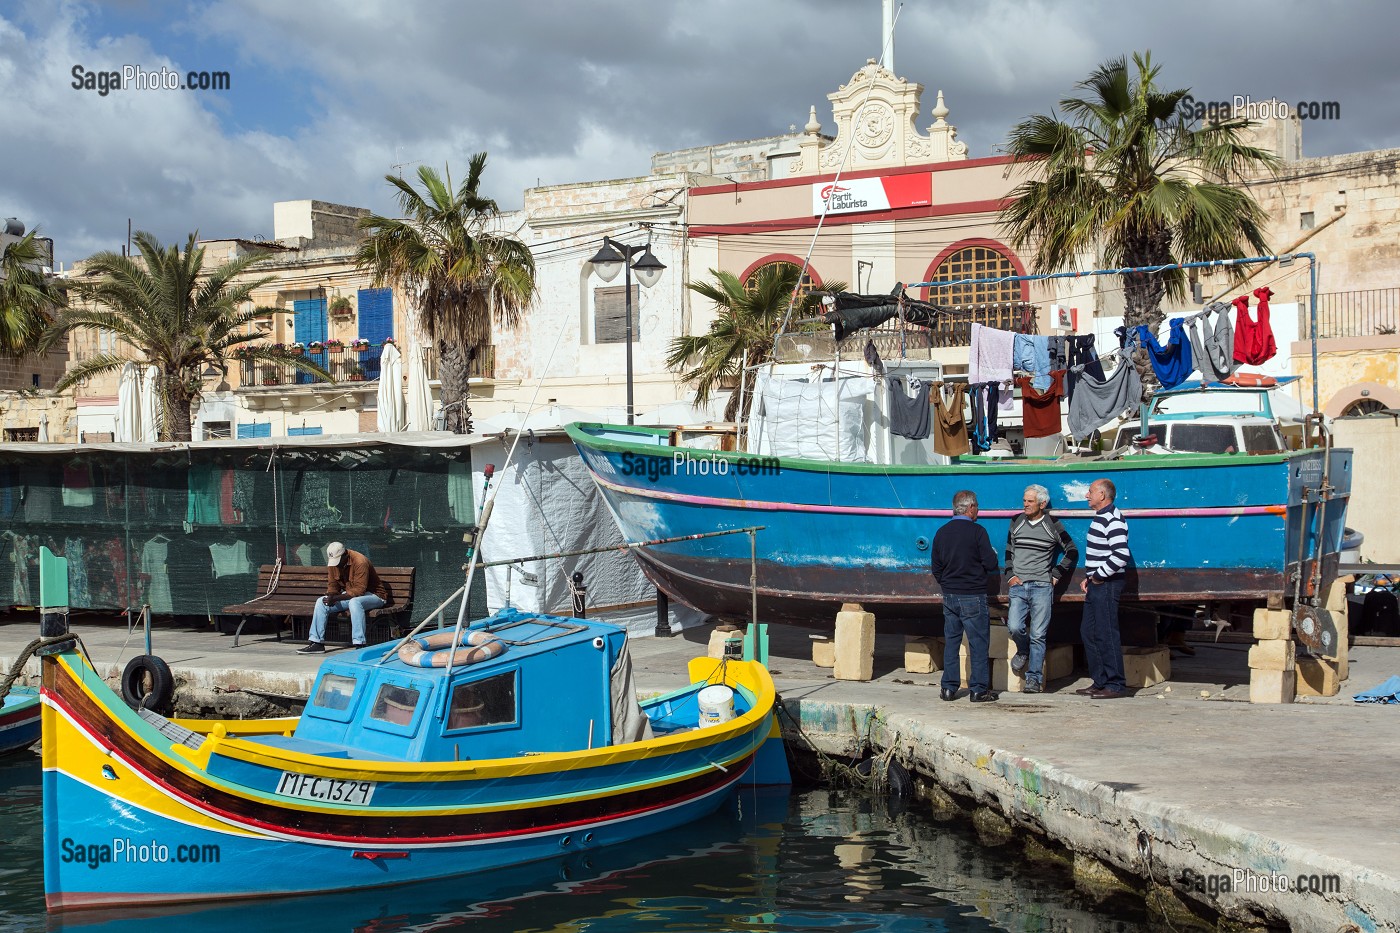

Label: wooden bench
[222,564,415,647]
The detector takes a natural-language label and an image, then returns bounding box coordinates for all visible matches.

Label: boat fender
[121,655,175,715]
[397,629,506,668]
[855,755,913,799]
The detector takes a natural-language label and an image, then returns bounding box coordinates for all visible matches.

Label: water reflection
[0,752,1148,932]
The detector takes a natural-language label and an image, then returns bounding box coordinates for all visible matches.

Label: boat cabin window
[1241,424,1286,453]
[370,683,422,727]
[1169,423,1239,453]
[312,673,359,713]
[448,672,517,731]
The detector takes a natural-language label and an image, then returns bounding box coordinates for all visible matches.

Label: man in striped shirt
[1078,479,1130,698]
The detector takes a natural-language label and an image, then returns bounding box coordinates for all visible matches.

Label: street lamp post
[588,235,666,425]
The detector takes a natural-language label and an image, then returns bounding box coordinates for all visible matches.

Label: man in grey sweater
[1004,484,1078,692]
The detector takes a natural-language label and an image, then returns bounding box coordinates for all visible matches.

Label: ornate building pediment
[790,60,968,177]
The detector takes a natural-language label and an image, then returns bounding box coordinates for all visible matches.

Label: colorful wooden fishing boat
[566,421,1352,634]
[40,607,788,911]
[1,685,41,756]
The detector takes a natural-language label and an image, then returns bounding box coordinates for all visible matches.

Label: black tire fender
[121,655,175,715]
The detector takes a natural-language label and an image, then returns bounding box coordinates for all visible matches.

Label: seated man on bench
[298,542,392,654]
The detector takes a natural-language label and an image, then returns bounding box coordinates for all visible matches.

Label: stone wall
[1330,415,1400,562]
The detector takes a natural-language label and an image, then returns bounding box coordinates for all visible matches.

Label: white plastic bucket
[697,685,735,727]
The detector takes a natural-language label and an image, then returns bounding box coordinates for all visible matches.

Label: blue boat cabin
[285,609,635,762]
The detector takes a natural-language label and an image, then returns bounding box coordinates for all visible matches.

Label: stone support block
[1247,639,1296,671]
[1249,668,1297,704]
[1296,657,1341,697]
[707,628,742,660]
[904,635,943,674]
[988,622,1011,659]
[1044,645,1074,682]
[811,635,835,669]
[1122,646,1170,688]
[1253,608,1292,641]
[834,604,875,682]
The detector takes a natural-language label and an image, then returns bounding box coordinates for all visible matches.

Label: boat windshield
[313,673,358,712]
[370,684,421,726]
[447,671,517,731]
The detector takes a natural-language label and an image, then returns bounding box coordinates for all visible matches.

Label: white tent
[140,365,160,443]
[405,343,434,431]
[468,409,706,637]
[114,363,141,443]
[375,344,406,432]
[37,413,49,442]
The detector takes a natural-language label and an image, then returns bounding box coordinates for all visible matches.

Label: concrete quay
[2,614,1397,932]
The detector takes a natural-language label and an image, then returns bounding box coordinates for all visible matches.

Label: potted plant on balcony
[307,340,324,352]
[323,338,343,351]
[262,374,281,386]
[350,338,371,351]
[329,295,353,318]
[347,364,366,382]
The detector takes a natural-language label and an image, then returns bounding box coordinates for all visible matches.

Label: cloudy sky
[2,0,1393,267]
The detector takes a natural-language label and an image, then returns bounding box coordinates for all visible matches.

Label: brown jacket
[326,549,392,604]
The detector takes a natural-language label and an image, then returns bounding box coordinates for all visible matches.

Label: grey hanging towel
[888,375,932,440]
[1068,359,1143,439]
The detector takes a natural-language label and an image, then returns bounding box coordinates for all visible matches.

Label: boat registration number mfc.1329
[276,771,377,805]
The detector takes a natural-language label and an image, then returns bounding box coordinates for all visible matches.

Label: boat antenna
[773,2,902,342]
[378,294,576,667]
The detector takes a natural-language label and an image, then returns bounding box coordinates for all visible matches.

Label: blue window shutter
[357,288,393,380]
[357,289,393,343]
[288,426,323,436]
[293,298,328,345]
[237,422,272,439]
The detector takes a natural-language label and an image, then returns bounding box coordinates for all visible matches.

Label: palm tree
[356,155,536,433]
[1001,52,1279,334]
[0,230,66,356]
[48,231,329,441]
[667,264,843,420]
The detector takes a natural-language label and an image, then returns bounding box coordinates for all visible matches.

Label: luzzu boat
[40,607,788,911]
[1,685,40,755]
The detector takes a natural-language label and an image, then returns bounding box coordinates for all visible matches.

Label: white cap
[326,542,346,566]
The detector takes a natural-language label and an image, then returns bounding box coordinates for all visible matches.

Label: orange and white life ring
[397,629,506,668]
[1224,372,1277,387]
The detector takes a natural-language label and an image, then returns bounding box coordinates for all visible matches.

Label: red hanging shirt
[1232,287,1278,365]
[1017,370,1065,439]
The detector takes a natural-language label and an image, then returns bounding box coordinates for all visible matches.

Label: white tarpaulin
[469,411,706,637]
[140,365,160,443]
[405,343,434,431]
[376,343,406,432]
[747,368,870,461]
[114,363,141,443]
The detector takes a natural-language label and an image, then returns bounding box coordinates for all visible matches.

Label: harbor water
[0,750,1156,933]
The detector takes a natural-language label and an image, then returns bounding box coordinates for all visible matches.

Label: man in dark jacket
[1005,484,1078,693]
[932,489,1000,702]
[298,541,393,653]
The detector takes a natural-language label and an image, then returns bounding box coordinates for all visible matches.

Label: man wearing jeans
[298,542,391,653]
[1077,479,1131,698]
[1005,484,1078,693]
[932,490,1001,703]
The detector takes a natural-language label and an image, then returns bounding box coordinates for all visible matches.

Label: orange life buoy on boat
[1224,372,1277,387]
[397,629,506,668]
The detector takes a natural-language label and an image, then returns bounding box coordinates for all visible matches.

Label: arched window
[741,257,822,296]
[922,242,1025,306]
[1341,398,1387,417]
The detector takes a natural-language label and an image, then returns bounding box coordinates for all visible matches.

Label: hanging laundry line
[908,253,1324,413]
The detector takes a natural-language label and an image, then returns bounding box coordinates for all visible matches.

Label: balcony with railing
[1296,288,1400,339]
[237,342,497,390]
[236,343,392,389]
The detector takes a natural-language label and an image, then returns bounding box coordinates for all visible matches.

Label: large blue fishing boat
[566,420,1351,632]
